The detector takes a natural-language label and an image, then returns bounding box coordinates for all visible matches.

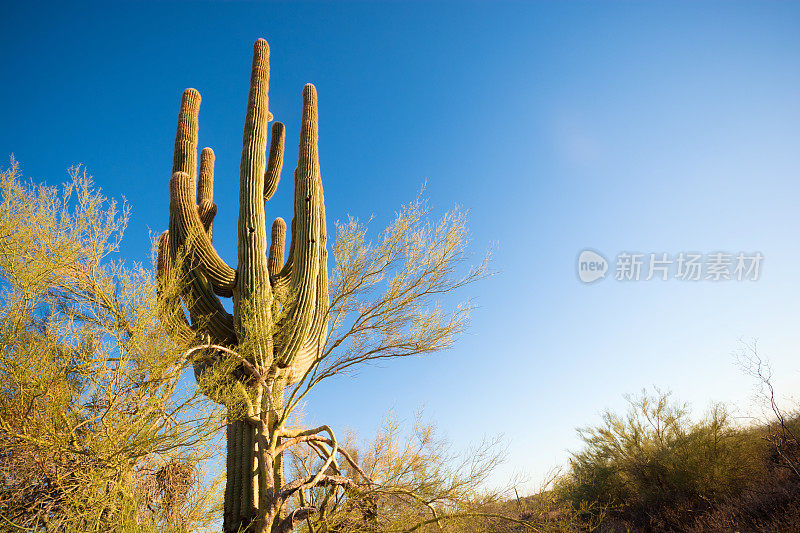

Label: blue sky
[2,1,800,492]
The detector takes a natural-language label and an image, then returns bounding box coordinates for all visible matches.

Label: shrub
[0,159,223,532]
[556,389,765,528]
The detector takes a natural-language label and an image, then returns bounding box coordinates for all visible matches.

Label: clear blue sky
[2,1,800,493]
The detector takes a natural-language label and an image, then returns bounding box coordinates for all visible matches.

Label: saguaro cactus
[157,38,328,532]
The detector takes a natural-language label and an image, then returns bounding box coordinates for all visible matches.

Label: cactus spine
[157,39,328,532]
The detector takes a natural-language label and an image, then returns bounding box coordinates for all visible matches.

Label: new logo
[577,250,608,283]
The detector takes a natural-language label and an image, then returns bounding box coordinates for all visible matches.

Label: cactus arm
[272,217,295,290]
[185,269,238,343]
[285,237,328,383]
[157,229,236,400]
[235,38,274,369]
[198,147,215,205]
[268,218,286,278]
[198,199,217,234]
[167,96,236,343]
[173,89,200,180]
[264,122,285,201]
[167,87,199,295]
[167,221,235,344]
[156,230,196,345]
[286,167,328,383]
[198,147,217,239]
[275,84,324,367]
[286,225,328,383]
[169,89,236,296]
[163,217,236,344]
[170,171,236,295]
[166,213,234,344]
[156,231,180,307]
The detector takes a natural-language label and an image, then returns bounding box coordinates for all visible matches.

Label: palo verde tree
[0,159,222,532]
[157,39,489,533]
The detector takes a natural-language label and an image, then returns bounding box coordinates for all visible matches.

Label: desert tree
[736,341,800,479]
[0,158,224,532]
[286,410,547,533]
[155,38,517,533]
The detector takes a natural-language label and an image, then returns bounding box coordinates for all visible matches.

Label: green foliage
[0,159,223,532]
[556,389,767,527]
[289,412,532,533]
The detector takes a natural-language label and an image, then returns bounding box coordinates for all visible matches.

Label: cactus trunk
[157,39,329,532]
[225,418,257,532]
